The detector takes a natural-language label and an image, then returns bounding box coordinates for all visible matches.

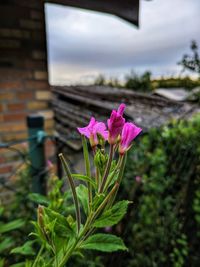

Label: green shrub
[106,115,200,267]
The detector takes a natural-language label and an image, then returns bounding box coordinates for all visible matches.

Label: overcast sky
[45,0,200,85]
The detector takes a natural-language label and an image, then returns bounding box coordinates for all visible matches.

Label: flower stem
[92,146,100,189]
[59,153,81,233]
[104,156,122,192]
[82,135,92,210]
[57,183,119,267]
[32,245,44,267]
[99,144,114,193]
[108,153,127,208]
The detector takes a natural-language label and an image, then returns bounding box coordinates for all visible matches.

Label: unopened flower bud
[37,205,44,229]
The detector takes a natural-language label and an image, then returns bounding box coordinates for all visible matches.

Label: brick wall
[0,0,55,183]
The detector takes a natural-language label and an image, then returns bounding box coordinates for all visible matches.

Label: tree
[178,40,200,76]
[94,74,106,86]
[125,70,152,92]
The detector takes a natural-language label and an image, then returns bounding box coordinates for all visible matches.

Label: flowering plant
[31,104,142,267]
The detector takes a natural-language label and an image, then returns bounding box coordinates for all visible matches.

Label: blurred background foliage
[106,114,200,267]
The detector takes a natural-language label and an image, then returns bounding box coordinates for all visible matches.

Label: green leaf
[81,234,127,252]
[10,263,25,267]
[10,261,33,267]
[0,259,5,267]
[11,241,35,256]
[94,149,108,176]
[72,174,96,189]
[93,200,130,228]
[0,219,25,234]
[44,207,75,238]
[0,237,15,253]
[0,206,4,216]
[76,184,88,215]
[28,193,50,205]
[91,193,105,210]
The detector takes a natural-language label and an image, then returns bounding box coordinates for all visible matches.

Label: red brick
[0,122,26,133]
[24,80,49,90]
[30,10,44,20]
[13,1,43,10]
[0,81,23,90]
[0,114,3,122]
[18,91,33,100]
[45,119,54,129]
[1,132,28,142]
[0,165,12,174]
[27,101,48,110]
[0,69,32,80]
[32,50,45,60]
[0,156,5,164]
[0,104,3,112]
[24,59,46,70]
[0,39,20,49]
[7,103,25,111]
[0,92,15,101]
[20,19,43,30]
[34,71,48,80]
[0,28,30,39]
[3,113,26,122]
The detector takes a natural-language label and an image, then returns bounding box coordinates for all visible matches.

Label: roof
[52,85,197,151]
[153,88,189,101]
[46,0,140,26]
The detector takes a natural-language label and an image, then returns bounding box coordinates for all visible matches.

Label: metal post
[27,115,46,194]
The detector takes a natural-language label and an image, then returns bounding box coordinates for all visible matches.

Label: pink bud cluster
[77,104,142,154]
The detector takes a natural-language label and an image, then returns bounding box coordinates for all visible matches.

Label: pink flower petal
[119,122,142,154]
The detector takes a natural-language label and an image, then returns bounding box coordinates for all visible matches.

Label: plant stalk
[82,135,92,210]
[108,153,127,208]
[59,153,81,233]
[99,144,114,193]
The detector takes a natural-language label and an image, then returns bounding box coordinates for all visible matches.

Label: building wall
[0,0,54,183]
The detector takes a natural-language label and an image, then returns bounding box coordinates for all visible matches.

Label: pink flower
[135,176,142,183]
[119,122,142,155]
[107,103,126,144]
[77,117,108,147]
[47,160,53,169]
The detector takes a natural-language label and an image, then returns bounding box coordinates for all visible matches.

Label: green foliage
[106,115,200,267]
[80,234,127,252]
[94,74,107,86]
[11,241,35,256]
[0,219,25,234]
[93,200,130,228]
[178,40,200,76]
[0,167,34,265]
[28,193,50,206]
[72,174,97,189]
[125,70,152,92]
[151,76,200,90]
[76,184,89,216]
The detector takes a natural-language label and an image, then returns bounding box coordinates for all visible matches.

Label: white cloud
[45,0,200,84]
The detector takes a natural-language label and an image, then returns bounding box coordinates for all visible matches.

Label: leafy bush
[125,71,152,92]
[151,76,200,90]
[105,115,200,267]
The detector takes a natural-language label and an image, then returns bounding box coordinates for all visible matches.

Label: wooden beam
[45,0,139,26]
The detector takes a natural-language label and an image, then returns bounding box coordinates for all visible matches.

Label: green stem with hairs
[104,156,122,192]
[108,153,127,208]
[99,144,114,193]
[57,183,119,267]
[82,135,92,210]
[32,245,44,267]
[59,153,81,233]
